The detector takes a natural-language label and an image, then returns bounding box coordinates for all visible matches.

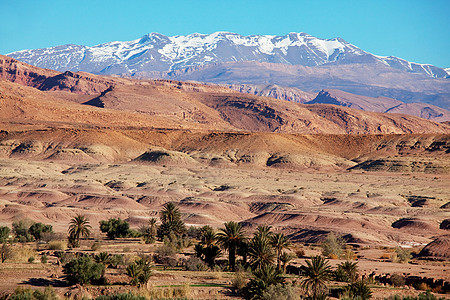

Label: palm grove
[0,202,379,299]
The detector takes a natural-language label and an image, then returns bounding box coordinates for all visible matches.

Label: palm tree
[300,255,332,299]
[248,234,275,270]
[346,280,372,299]
[280,251,296,273]
[245,264,284,299]
[200,226,217,247]
[68,215,91,248]
[338,261,359,283]
[217,221,246,272]
[270,233,291,270]
[255,225,273,239]
[158,202,186,239]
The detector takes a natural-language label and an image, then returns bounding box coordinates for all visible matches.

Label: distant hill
[1,54,449,135]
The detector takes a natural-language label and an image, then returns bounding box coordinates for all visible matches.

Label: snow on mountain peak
[6,31,448,78]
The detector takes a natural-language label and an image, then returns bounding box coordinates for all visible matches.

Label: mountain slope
[6,32,449,110]
[307,89,450,122]
[1,54,449,135]
[8,32,448,78]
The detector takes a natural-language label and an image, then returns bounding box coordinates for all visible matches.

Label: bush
[293,247,305,258]
[8,287,58,300]
[99,218,130,239]
[40,254,48,264]
[389,274,406,287]
[109,254,124,268]
[155,244,176,257]
[345,280,372,299]
[10,246,37,263]
[321,232,345,259]
[54,251,76,264]
[232,271,248,290]
[183,256,208,271]
[62,255,105,285]
[0,226,10,243]
[392,247,412,264]
[1,243,12,263]
[261,283,298,300]
[29,223,53,241]
[96,293,146,300]
[47,241,66,251]
[12,220,34,242]
[91,242,101,251]
[28,256,35,263]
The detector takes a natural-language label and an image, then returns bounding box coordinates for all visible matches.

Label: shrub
[345,280,372,299]
[1,243,12,263]
[8,287,58,300]
[183,256,208,271]
[389,274,406,287]
[321,232,345,258]
[91,242,101,251]
[10,246,37,263]
[109,254,124,268]
[96,293,146,300]
[54,251,76,264]
[294,247,305,258]
[99,218,130,239]
[28,256,35,263]
[0,226,10,243]
[40,254,48,264]
[392,247,412,264]
[62,255,105,285]
[29,223,53,241]
[47,241,66,251]
[12,220,34,242]
[232,271,248,290]
[261,283,298,300]
[155,244,176,257]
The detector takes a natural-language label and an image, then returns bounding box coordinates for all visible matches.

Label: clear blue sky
[1,0,449,67]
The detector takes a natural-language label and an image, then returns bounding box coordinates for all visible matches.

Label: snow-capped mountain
[7,32,449,78]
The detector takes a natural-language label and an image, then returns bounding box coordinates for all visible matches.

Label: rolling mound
[418,236,450,260]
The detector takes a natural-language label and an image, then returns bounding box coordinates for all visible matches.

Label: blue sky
[1,0,449,67]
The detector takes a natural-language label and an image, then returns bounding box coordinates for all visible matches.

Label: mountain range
[1,54,448,135]
[7,32,450,110]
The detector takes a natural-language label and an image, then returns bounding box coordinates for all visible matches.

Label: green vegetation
[300,255,332,299]
[1,243,12,263]
[62,255,105,285]
[28,222,53,241]
[96,293,146,300]
[126,257,152,286]
[68,215,91,247]
[157,202,186,239]
[99,218,130,239]
[321,232,345,259]
[217,221,246,272]
[7,287,59,300]
[0,226,11,243]
[12,220,53,243]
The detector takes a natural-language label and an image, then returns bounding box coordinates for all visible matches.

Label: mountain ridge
[7,32,449,78]
[1,54,449,135]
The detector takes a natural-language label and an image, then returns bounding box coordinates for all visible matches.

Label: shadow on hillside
[21,278,68,287]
